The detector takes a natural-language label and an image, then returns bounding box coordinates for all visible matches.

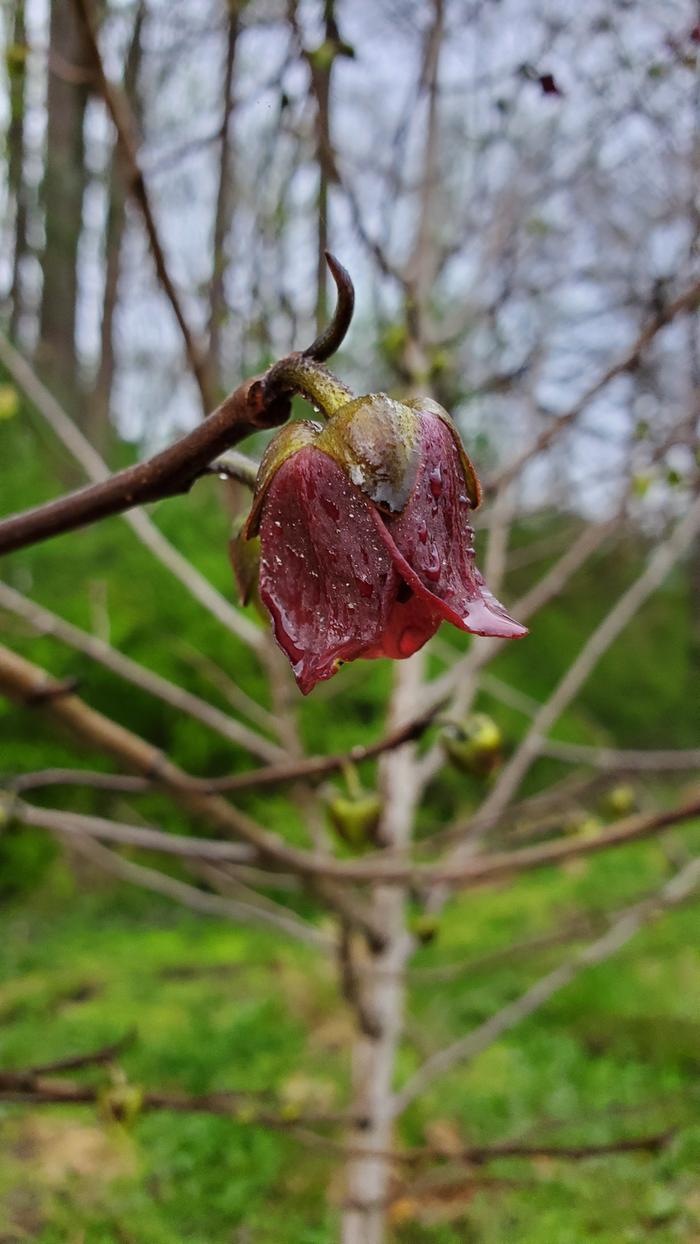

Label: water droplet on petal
[429,466,443,499]
[321,496,340,520]
[425,543,441,582]
[356,578,374,599]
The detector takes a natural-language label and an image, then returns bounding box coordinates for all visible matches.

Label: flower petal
[245,419,323,538]
[374,413,528,640]
[362,586,442,660]
[258,447,403,693]
[404,397,482,508]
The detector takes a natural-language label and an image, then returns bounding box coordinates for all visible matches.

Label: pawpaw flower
[234,394,526,694]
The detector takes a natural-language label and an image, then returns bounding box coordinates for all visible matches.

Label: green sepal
[404,396,482,508]
[229,514,262,609]
[315,393,422,513]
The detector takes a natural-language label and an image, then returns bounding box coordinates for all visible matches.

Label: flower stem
[264,355,354,419]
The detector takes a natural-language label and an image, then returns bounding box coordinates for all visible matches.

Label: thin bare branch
[205,450,259,488]
[540,739,700,771]
[0,581,283,762]
[10,798,256,863]
[393,853,700,1114]
[462,492,700,843]
[72,0,214,409]
[491,275,700,491]
[65,834,329,949]
[0,330,262,650]
[511,516,620,622]
[4,680,700,890]
[4,696,443,800]
[0,1067,345,1128]
[25,1033,136,1077]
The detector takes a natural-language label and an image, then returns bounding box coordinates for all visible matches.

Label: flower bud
[326,792,383,849]
[601,784,636,819]
[410,913,441,945]
[442,713,503,776]
[237,393,526,693]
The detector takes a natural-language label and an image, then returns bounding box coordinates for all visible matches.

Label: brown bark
[91,3,145,450]
[7,2,29,337]
[38,0,91,411]
[208,4,240,391]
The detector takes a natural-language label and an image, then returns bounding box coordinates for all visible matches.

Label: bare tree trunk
[208,3,240,392]
[91,4,144,451]
[7,1,29,338]
[341,652,425,1244]
[38,0,91,414]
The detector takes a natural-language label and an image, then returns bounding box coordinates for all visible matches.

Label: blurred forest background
[1,0,700,1241]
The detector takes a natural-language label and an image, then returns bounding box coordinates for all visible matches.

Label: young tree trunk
[208,4,240,392]
[91,4,144,451]
[7,1,29,338]
[38,0,91,413]
[341,653,425,1244]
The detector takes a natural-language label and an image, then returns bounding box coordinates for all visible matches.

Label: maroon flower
[235,395,526,694]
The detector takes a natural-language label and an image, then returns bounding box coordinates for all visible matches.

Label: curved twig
[303,252,355,362]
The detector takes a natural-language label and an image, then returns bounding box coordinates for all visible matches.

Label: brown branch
[0,255,354,557]
[0,581,283,763]
[423,798,700,891]
[540,739,700,772]
[24,1033,136,1077]
[64,833,329,949]
[0,376,284,555]
[0,648,385,950]
[208,6,239,385]
[331,1129,675,1169]
[0,1063,671,1169]
[423,1131,674,1164]
[16,785,700,888]
[9,799,258,864]
[0,331,262,650]
[0,1068,346,1130]
[7,697,444,797]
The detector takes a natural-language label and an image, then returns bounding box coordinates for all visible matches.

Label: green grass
[1,832,700,1242]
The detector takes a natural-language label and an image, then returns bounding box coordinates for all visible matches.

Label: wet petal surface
[258,447,402,693]
[378,413,528,640]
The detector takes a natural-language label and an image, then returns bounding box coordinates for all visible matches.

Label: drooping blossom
[234,394,526,694]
